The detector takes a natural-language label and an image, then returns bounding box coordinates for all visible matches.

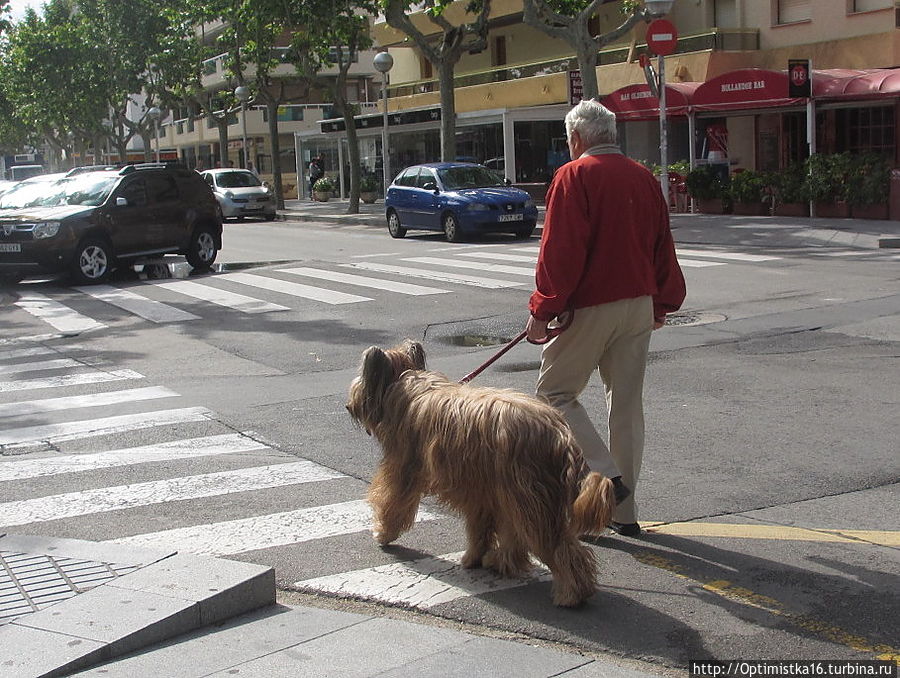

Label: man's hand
[526,315,549,343]
[654,319,665,330]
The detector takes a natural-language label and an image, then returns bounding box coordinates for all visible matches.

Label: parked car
[384,162,538,242]
[0,173,68,210]
[200,168,276,221]
[0,164,222,285]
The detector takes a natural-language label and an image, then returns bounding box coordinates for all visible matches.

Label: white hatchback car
[200,168,276,221]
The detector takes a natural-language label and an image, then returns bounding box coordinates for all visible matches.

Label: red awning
[692,68,811,112]
[818,68,900,100]
[602,82,700,121]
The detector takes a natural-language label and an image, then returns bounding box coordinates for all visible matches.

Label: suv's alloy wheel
[186,227,218,269]
[71,239,112,284]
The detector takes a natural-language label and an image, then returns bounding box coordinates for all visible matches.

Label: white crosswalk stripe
[0,433,267,482]
[152,279,290,314]
[0,346,58,361]
[293,551,550,609]
[15,293,106,333]
[110,500,439,556]
[218,271,372,304]
[675,248,781,262]
[0,385,178,418]
[74,285,201,322]
[281,267,449,296]
[343,261,523,288]
[0,406,214,447]
[0,368,143,394]
[0,357,86,377]
[404,256,536,277]
[0,460,345,527]
[450,251,537,264]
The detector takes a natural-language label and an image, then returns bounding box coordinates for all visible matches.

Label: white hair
[565,99,617,147]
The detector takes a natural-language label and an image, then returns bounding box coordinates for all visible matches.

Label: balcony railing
[388,27,760,97]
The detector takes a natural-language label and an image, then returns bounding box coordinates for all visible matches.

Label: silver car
[200,169,276,221]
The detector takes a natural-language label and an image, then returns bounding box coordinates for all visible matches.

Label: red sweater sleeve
[652,197,686,322]
[529,167,591,321]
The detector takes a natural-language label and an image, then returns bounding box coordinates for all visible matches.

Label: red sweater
[529,152,686,323]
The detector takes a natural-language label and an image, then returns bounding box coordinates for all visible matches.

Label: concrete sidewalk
[0,534,661,678]
[277,198,900,250]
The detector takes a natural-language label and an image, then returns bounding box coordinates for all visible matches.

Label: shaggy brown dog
[347,339,615,607]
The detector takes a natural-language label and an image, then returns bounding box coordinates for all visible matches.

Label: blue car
[384,162,538,242]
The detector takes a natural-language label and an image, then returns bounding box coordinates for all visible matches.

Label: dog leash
[459,307,574,384]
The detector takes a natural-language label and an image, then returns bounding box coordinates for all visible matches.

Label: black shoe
[609,521,641,537]
[611,476,631,506]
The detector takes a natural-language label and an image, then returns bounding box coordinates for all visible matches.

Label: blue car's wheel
[387,210,406,238]
[443,212,463,242]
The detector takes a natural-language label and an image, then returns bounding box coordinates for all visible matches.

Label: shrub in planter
[804,153,854,213]
[728,169,769,215]
[770,164,807,214]
[846,152,890,209]
[359,174,380,203]
[685,165,729,213]
[313,176,334,201]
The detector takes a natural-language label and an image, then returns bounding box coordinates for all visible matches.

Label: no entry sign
[646,19,678,56]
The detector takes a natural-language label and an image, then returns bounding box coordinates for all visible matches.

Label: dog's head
[346,340,426,432]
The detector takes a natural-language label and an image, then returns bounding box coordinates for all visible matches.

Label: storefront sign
[788,59,812,98]
[568,70,583,105]
[321,107,441,133]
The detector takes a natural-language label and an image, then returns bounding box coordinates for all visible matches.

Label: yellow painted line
[633,552,900,663]
[639,521,900,547]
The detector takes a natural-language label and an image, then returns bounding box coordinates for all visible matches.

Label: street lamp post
[373,52,394,198]
[235,86,251,169]
[147,106,162,163]
[644,0,677,202]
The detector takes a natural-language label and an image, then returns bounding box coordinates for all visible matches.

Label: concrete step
[0,534,275,678]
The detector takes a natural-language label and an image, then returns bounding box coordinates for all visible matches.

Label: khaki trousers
[536,296,653,524]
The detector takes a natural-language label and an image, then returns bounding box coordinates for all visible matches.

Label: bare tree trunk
[217,118,229,166]
[438,60,457,162]
[265,99,285,210]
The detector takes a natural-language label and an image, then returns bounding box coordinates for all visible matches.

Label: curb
[0,534,275,678]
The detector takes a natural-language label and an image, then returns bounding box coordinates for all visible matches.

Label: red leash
[459,308,574,384]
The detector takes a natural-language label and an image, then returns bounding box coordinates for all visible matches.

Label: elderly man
[526,99,686,537]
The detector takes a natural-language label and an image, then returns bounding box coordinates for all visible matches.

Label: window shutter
[777,0,810,23]
[852,0,891,12]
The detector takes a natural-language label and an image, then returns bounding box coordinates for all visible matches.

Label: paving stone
[0,622,106,678]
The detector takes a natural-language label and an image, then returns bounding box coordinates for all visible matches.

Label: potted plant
[847,153,890,220]
[804,153,850,218]
[313,176,334,202]
[359,174,380,204]
[685,165,729,214]
[771,164,809,217]
[728,169,769,216]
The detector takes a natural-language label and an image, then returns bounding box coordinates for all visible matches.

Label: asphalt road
[1,217,897,673]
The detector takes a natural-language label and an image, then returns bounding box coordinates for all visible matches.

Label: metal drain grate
[0,550,141,624]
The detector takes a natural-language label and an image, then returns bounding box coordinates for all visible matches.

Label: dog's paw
[372,529,396,546]
[460,550,483,569]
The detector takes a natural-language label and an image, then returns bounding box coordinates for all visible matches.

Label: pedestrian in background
[308,156,323,198]
[525,99,686,537]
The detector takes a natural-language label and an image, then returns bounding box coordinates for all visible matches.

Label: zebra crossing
[0,341,549,612]
[8,244,784,334]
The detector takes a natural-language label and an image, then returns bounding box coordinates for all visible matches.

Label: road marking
[281,267,449,296]
[218,272,372,304]
[676,259,725,268]
[14,293,106,334]
[675,248,781,262]
[643,521,900,547]
[454,251,537,264]
[0,406,213,446]
[74,285,200,323]
[342,262,523,289]
[635,552,899,662]
[152,280,289,314]
[109,500,438,556]
[0,358,85,377]
[404,257,535,277]
[0,460,345,527]
[294,551,551,609]
[0,369,144,394]
[0,346,57,361]
[0,433,268,482]
[0,385,178,419]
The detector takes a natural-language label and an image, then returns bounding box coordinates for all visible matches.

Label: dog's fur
[346,339,615,607]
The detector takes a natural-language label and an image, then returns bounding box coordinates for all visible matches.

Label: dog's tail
[571,472,615,536]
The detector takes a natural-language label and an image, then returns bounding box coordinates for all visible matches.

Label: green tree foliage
[380,0,492,162]
[522,0,647,101]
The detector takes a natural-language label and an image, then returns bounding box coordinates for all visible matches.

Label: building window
[847,0,891,12]
[836,106,895,156]
[775,0,810,24]
[492,36,507,67]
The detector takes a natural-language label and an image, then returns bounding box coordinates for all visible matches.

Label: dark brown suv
[0,164,223,284]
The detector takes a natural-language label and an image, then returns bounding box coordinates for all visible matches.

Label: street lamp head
[234,85,251,102]
[644,0,676,17]
[146,106,162,122]
[373,51,394,74]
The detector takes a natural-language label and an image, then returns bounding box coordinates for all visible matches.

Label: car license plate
[0,243,21,252]
[498,214,523,222]
[245,205,262,211]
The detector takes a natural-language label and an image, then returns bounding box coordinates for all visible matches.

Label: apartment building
[298,0,897,196]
